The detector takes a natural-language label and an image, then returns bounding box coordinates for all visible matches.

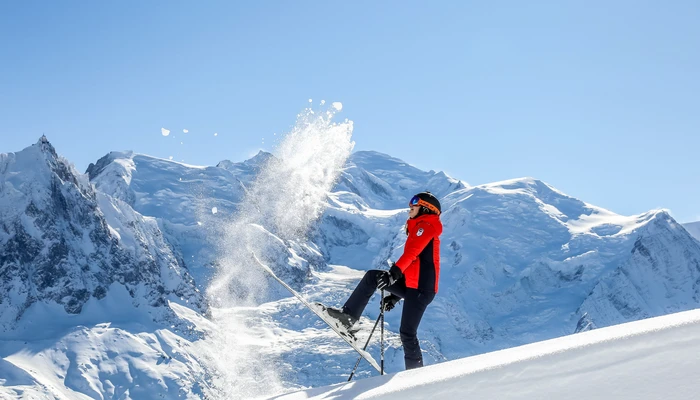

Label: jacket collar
[407,213,442,232]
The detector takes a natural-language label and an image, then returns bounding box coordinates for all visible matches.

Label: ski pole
[380,289,385,375]
[347,312,382,381]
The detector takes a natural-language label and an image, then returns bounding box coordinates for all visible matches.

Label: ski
[252,252,382,373]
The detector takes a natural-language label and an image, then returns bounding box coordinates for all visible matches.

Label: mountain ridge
[0,137,205,331]
[2,136,700,398]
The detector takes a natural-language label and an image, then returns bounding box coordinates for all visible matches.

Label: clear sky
[1,1,698,222]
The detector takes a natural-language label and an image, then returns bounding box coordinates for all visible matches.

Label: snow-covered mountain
[3,135,700,399]
[86,149,320,298]
[315,170,700,361]
[0,137,204,329]
[83,144,700,378]
[0,138,211,399]
[85,149,254,290]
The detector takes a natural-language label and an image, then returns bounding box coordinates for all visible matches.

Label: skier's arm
[394,222,435,272]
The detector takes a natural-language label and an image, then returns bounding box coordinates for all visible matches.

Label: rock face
[0,137,203,330]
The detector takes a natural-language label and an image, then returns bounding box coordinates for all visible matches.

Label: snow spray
[203,103,354,399]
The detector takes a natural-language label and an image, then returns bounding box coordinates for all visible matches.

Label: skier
[327,191,443,370]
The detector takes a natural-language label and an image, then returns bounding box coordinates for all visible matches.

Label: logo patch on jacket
[416,228,424,237]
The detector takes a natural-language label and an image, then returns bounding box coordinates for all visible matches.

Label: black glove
[381,294,401,312]
[377,264,403,290]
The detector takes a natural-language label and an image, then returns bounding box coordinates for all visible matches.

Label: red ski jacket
[395,214,443,293]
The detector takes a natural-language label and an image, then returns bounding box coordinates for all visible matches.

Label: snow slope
[273,308,700,400]
[0,295,213,400]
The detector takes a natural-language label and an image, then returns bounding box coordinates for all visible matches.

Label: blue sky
[1,1,698,222]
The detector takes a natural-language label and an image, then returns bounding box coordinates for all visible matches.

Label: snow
[195,104,356,396]
[332,102,342,111]
[273,308,700,400]
[183,129,189,133]
[84,137,700,397]
[0,286,211,400]
[161,128,170,136]
[5,132,700,399]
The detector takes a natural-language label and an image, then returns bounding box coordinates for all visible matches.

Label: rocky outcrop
[0,137,204,330]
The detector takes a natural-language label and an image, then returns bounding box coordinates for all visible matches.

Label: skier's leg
[343,270,384,320]
[343,271,406,320]
[385,278,407,299]
[399,288,435,370]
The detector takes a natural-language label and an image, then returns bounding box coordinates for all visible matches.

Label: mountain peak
[349,150,407,167]
[35,135,59,161]
[481,177,572,202]
[2,136,83,190]
[217,151,274,172]
[86,151,135,180]
[485,176,543,188]
[1,140,204,330]
[244,150,274,166]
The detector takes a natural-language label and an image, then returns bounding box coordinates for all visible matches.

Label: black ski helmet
[409,191,441,215]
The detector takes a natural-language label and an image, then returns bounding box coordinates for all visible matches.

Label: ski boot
[318,304,359,334]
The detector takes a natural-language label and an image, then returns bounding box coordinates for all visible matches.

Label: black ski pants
[343,269,435,370]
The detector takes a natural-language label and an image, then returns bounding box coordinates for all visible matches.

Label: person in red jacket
[327,191,443,370]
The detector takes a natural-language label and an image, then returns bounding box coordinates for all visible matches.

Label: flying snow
[161,128,170,136]
[204,103,355,398]
[212,207,218,214]
[183,129,189,133]
[332,102,343,111]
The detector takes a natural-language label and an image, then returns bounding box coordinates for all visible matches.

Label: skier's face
[408,204,420,219]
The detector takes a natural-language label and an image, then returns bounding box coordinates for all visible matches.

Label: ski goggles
[409,195,440,215]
